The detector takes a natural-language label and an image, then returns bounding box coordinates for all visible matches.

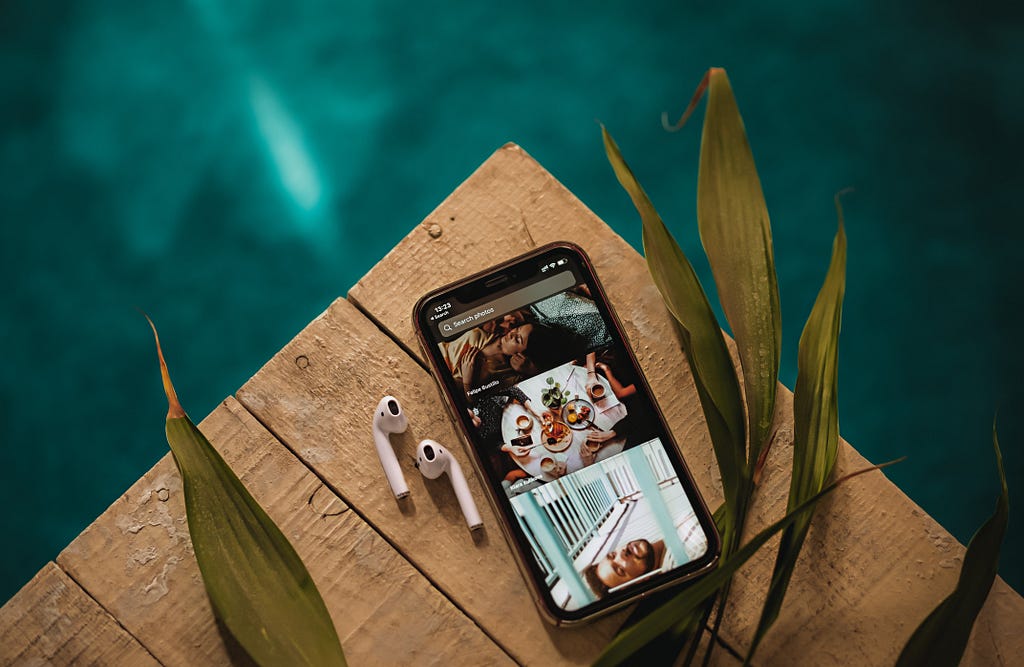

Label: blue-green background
[2,1,1021,605]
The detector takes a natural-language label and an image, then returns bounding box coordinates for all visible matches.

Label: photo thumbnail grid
[432,278,709,611]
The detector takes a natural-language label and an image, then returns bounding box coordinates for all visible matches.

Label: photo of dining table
[500,361,628,482]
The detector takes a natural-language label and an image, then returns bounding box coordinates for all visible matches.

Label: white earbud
[373,396,410,499]
[416,439,483,531]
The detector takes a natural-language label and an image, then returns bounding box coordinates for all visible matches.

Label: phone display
[414,243,720,623]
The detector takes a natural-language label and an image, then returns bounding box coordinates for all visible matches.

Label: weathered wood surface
[0,561,159,666]
[3,141,1021,667]
[56,397,511,666]
[348,143,1024,664]
[720,391,1023,667]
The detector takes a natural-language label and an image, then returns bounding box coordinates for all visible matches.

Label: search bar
[437,271,575,338]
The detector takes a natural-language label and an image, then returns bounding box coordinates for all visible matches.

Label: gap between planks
[56,562,167,666]
[230,379,520,666]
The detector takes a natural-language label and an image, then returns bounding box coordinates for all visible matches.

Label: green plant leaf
[614,586,714,665]
[603,121,754,666]
[895,425,1009,667]
[612,503,731,663]
[593,459,902,667]
[602,125,746,527]
[696,68,781,469]
[146,317,346,667]
[744,197,847,664]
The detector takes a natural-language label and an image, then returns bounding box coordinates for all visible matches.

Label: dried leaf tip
[662,67,714,133]
[142,311,186,420]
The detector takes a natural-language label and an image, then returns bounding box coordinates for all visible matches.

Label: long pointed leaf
[602,126,747,521]
[147,317,346,667]
[895,426,1008,667]
[745,199,847,663]
[697,68,781,467]
[614,503,731,663]
[593,459,902,667]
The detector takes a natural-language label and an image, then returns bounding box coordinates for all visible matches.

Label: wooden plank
[57,397,510,667]
[719,390,1024,665]
[237,296,627,665]
[347,143,1024,664]
[0,561,159,666]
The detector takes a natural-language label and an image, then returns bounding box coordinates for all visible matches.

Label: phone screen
[416,244,718,620]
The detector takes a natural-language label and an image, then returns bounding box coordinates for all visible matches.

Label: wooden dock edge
[2,398,513,666]
[2,142,1020,666]
[0,561,160,666]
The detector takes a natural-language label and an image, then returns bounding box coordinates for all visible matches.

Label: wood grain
[0,561,159,666]
[348,143,1024,664]
[237,296,626,666]
[8,141,1018,667]
[720,390,1024,665]
[57,397,510,667]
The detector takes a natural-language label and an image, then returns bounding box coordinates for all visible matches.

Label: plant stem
[702,474,754,665]
[675,597,716,667]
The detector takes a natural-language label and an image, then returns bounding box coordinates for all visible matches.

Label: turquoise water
[2,0,1021,607]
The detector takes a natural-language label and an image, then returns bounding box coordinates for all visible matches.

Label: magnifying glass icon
[442,323,453,333]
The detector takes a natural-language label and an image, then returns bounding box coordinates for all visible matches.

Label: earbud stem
[446,458,483,531]
[374,431,409,499]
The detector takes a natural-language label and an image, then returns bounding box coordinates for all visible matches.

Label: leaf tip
[663,69,714,132]
[600,123,614,147]
[141,310,186,420]
[833,188,855,229]
[991,417,1007,498]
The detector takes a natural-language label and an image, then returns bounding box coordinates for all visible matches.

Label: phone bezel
[413,241,721,625]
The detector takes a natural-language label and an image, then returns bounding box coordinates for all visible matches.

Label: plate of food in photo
[562,398,595,430]
[540,418,573,452]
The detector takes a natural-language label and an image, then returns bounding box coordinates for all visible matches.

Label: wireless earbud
[373,396,410,499]
[416,439,483,531]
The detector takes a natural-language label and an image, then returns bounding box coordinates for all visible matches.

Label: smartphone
[413,242,720,625]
